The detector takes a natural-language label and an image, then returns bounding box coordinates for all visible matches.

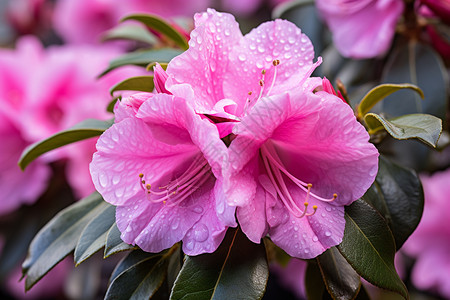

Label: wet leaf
[110,75,155,95]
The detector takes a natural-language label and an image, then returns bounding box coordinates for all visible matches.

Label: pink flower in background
[402,169,450,298]
[6,0,53,36]
[419,0,450,25]
[90,93,231,255]
[0,112,50,215]
[53,0,211,44]
[316,0,404,58]
[0,36,144,199]
[272,258,307,298]
[166,9,378,258]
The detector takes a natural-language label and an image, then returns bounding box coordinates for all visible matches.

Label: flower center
[138,156,212,207]
[243,59,280,115]
[260,142,337,218]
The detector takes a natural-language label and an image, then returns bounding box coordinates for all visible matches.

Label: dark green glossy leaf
[122,14,189,50]
[357,84,424,118]
[104,223,135,258]
[170,228,269,300]
[110,75,155,95]
[19,119,113,170]
[317,247,361,300]
[305,262,328,300]
[106,249,172,300]
[74,203,115,265]
[102,23,157,44]
[99,48,183,77]
[337,200,408,299]
[363,156,424,250]
[364,113,442,148]
[272,0,315,19]
[382,41,448,122]
[22,192,107,290]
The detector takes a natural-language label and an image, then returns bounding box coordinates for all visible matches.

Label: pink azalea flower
[165,9,378,259]
[90,93,231,255]
[221,0,291,16]
[316,0,404,58]
[402,169,450,298]
[53,0,211,44]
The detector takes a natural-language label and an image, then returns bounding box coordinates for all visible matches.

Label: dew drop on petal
[217,200,225,214]
[257,45,265,53]
[312,236,318,242]
[99,174,108,188]
[288,36,296,44]
[326,206,332,212]
[185,241,194,251]
[125,226,132,233]
[112,175,120,185]
[238,54,246,62]
[192,206,203,214]
[304,248,310,254]
[249,44,256,50]
[171,218,180,230]
[224,29,230,36]
[325,231,332,237]
[193,223,209,242]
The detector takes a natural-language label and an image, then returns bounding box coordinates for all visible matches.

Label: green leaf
[122,14,189,50]
[74,203,115,265]
[305,262,329,300]
[101,23,157,44]
[364,113,442,148]
[272,0,315,19]
[357,84,424,118]
[363,156,424,250]
[99,48,183,77]
[381,41,448,122]
[337,199,408,299]
[170,228,269,300]
[110,75,155,95]
[19,119,113,170]
[105,249,173,300]
[22,193,107,290]
[316,247,361,300]
[104,223,135,258]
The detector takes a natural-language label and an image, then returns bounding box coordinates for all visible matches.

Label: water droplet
[99,174,108,188]
[321,212,326,217]
[312,236,318,242]
[238,54,246,62]
[115,188,124,197]
[193,223,209,242]
[288,36,295,44]
[125,226,132,233]
[325,206,332,212]
[112,175,120,185]
[217,200,225,214]
[224,29,230,36]
[185,241,194,251]
[304,248,310,254]
[325,231,332,237]
[208,23,216,33]
[256,61,263,68]
[171,218,180,230]
[294,226,299,231]
[196,35,203,44]
[257,45,265,53]
[134,205,138,210]
[284,52,292,59]
[249,44,256,50]
[192,206,203,214]
[110,132,119,142]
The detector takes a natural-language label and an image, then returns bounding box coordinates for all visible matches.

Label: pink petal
[316,0,404,58]
[166,9,243,112]
[224,19,317,115]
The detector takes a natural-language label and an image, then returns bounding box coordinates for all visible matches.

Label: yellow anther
[163,201,166,204]
[248,91,253,95]
[304,202,309,207]
[259,80,264,86]
[146,184,151,190]
[333,193,337,200]
[261,69,266,75]
[139,173,144,178]
[273,59,280,66]
[307,183,312,188]
[312,205,318,210]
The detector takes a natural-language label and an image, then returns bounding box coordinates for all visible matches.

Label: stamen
[260,143,337,218]
[138,156,212,206]
[266,59,280,96]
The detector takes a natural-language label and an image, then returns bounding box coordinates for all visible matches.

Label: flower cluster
[90,9,379,258]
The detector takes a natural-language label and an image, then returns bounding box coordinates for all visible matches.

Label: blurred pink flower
[419,0,450,25]
[0,36,144,199]
[221,0,290,16]
[402,169,450,298]
[316,0,404,58]
[53,0,211,44]
[0,112,50,215]
[271,258,307,298]
[90,93,230,255]
[6,0,53,36]
[166,9,379,259]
